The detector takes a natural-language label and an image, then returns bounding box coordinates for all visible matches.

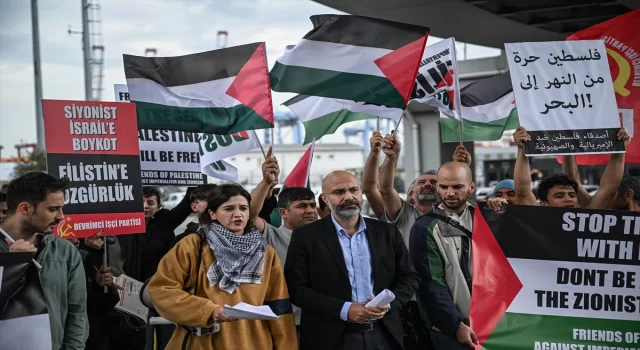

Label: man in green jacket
[0,172,88,350]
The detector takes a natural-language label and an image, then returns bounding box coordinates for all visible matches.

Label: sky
[0,0,501,157]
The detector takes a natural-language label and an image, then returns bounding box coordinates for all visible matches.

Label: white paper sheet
[223,302,279,321]
[365,289,395,308]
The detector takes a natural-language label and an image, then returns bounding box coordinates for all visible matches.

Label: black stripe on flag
[480,204,640,267]
[460,72,513,107]
[283,94,310,107]
[304,14,429,51]
[123,42,261,87]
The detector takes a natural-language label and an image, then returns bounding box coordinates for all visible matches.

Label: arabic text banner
[470,204,640,350]
[114,84,206,186]
[43,99,145,238]
[505,40,624,156]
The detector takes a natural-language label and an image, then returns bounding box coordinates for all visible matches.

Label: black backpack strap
[423,211,472,238]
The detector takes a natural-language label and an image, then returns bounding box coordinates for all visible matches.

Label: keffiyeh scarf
[204,222,266,294]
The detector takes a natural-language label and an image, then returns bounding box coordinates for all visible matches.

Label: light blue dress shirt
[331,215,375,322]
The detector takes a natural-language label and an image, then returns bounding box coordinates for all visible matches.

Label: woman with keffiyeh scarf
[147,184,298,350]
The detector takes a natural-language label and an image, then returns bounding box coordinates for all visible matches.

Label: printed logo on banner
[505,40,624,156]
[42,99,146,238]
[114,84,206,186]
[56,217,75,238]
[198,129,260,182]
[411,38,460,118]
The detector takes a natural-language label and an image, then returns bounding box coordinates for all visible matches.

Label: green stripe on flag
[270,62,405,108]
[441,109,519,142]
[482,312,640,350]
[301,110,377,144]
[135,101,273,134]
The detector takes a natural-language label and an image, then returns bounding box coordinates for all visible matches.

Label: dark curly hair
[536,174,578,202]
[6,172,68,215]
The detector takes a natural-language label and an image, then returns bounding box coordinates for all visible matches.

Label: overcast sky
[0,0,500,157]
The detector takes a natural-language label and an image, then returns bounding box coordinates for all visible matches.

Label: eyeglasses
[323,187,362,198]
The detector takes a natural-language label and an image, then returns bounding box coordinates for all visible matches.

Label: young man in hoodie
[0,172,88,350]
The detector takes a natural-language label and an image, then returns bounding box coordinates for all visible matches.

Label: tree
[11,150,47,178]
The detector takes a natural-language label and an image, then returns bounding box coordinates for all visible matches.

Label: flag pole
[458,117,464,146]
[271,128,276,156]
[257,134,268,159]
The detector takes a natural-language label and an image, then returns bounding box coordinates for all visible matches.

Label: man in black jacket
[71,233,120,350]
[285,171,419,350]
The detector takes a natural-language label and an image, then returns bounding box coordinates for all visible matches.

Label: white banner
[505,40,623,156]
[114,84,205,186]
[199,131,260,182]
[411,38,461,119]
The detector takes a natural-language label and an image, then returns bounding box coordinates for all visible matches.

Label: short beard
[416,190,436,204]
[327,201,361,220]
[437,191,470,211]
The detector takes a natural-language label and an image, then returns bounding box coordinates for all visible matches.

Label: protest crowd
[1,8,639,350]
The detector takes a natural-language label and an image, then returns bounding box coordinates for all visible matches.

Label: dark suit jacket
[284,215,419,350]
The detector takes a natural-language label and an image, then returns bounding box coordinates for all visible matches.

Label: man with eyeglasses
[285,170,419,350]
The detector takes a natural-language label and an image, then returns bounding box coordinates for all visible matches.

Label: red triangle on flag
[283,143,314,188]
[374,34,429,107]
[469,209,523,347]
[226,42,275,125]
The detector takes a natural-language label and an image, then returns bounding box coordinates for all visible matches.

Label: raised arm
[588,128,631,209]
[513,127,538,205]
[379,133,403,221]
[166,187,195,229]
[562,155,592,208]
[362,131,385,218]
[250,147,280,232]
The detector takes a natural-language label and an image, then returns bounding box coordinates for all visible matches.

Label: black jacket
[79,246,120,350]
[284,216,419,350]
[118,188,194,282]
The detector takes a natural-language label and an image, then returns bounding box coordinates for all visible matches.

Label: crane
[217,31,228,49]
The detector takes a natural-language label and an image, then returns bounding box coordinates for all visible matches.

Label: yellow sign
[58,216,75,238]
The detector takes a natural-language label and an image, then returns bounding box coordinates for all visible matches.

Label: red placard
[54,212,146,239]
[42,100,140,156]
[43,99,145,237]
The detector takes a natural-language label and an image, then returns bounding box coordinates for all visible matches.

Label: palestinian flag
[557,9,640,165]
[471,204,640,350]
[270,15,429,108]
[123,43,274,134]
[283,142,315,188]
[440,72,519,142]
[0,252,52,350]
[284,95,402,145]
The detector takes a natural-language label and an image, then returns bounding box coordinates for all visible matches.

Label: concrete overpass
[314,0,637,187]
[313,0,638,49]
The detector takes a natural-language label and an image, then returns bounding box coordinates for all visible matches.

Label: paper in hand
[223,302,279,321]
[365,289,395,308]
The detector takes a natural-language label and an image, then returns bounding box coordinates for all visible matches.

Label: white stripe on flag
[276,39,390,77]
[126,77,241,108]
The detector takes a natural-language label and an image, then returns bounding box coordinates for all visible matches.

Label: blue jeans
[430,330,470,350]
